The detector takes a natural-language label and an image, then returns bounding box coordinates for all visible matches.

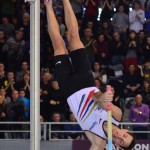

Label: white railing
[0,122,150,140]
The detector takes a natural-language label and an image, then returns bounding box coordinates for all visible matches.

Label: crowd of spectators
[0,0,150,140]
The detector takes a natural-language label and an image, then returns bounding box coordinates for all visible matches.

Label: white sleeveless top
[67,87,120,140]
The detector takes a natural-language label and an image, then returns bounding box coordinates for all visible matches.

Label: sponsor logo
[89,122,97,130]
[55,61,61,65]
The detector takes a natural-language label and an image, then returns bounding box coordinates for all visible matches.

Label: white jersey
[67,87,120,140]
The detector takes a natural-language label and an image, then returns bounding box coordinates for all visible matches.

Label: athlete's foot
[44,0,52,6]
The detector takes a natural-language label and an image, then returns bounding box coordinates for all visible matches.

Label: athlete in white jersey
[44,0,135,149]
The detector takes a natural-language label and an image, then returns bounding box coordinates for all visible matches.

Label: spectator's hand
[132,118,136,122]
[117,25,121,29]
[137,65,142,70]
[114,96,119,102]
[133,108,140,114]
[25,79,29,84]
[42,90,48,95]
[130,86,137,91]
[49,100,56,105]
[68,136,73,139]
[101,52,106,57]
[9,78,14,83]
[117,42,121,48]
[146,45,149,50]
[135,14,140,20]
[122,28,127,32]
[76,136,81,140]
[1,112,6,118]
[132,41,136,47]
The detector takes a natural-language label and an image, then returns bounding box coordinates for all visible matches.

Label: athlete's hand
[98,86,113,102]
[44,0,52,5]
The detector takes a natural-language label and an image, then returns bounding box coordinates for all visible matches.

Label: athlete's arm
[92,92,122,121]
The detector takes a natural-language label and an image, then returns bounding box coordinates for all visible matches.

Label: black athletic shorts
[54,48,95,98]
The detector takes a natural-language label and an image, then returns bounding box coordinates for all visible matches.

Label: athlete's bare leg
[85,131,106,150]
[45,0,105,149]
[62,0,84,51]
[61,1,106,149]
[44,0,67,56]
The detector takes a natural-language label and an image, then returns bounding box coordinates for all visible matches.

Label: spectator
[70,0,82,19]
[116,0,132,15]
[2,29,26,71]
[92,62,108,85]
[145,0,150,33]
[98,21,113,41]
[41,42,54,69]
[0,63,6,89]
[112,4,129,41]
[93,33,109,66]
[0,88,11,104]
[53,0,64,16]
[123,64,142,97]
[94,78,102,90]
[113,0,119,9]
[11,16,20,31]
[112,86,122,108]
[0,30,7,65]
[143,36,150,62]
[56,15,66,37]
[139,0,146,9]
[18,88,30,120]
[138,30,146,63]
[138,61,150,80]
[84,20,97,38]
[81,28,96,65]
[51,112,64,139]
[138,30,146,51]
[0,94,7,138]
[18,88,30,138]
[129,94,149,139]
[6,90,25,139]
[2,71,16,97]
[109,32,127,66]
[18,12,30,41]
[0,16,15,38]
[40,115,45,140]
[15,72,30,99]
[48,80,66,120]
[129,0,145,33]
[0,0,16,17]
[100,0,113,22]
[16,2,30,21]
[124,30,139,71]
[77,17,84,37]
[40,71,53,120]
[16,61,29,82]
[83,0,99,24]
[141,79,150,108]
[64,113,82,139]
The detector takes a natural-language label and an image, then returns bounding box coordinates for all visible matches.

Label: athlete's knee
[67,26,79,41]
[90,143,101,150]
[51,34,65,50]
[95,142,101,148]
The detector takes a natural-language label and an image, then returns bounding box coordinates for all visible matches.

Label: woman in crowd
[93,33,109,66]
